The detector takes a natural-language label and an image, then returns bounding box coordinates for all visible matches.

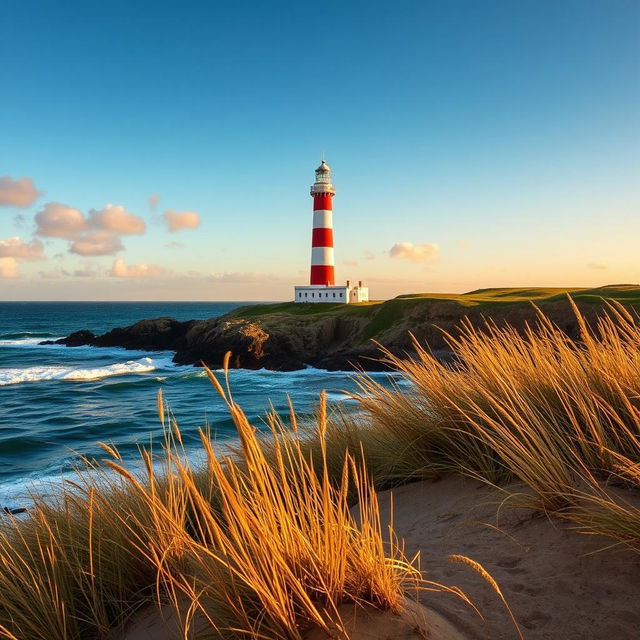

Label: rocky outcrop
[41,290,640,371]
[43,312,375,370]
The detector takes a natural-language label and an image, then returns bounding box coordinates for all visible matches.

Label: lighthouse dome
[311,159,335,195]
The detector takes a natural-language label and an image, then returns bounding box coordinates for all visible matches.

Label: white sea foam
[0,357,159,386]
[325,391,355,402]
[0,337,150,351]
[0,444,230,508]
[0,337,63,346]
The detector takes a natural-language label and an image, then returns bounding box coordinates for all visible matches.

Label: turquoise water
[0,302,396,505]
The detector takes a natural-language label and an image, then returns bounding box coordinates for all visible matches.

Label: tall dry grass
[0,363,468,640]
[317,300,640,546]
[0,461,159,639]
[3,298,636,637]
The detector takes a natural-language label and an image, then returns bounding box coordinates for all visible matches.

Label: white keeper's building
[294,280,369,304]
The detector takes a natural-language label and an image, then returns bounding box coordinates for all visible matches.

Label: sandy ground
[379,476,640,640]
[304,599,464,640]
[118,597,464,640]
[113,604,192,640]
[117,476,640,640]
[304,601,465,640]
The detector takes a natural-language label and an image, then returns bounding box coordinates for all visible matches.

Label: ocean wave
[0,336,63,346]
[0,357,159,386]
[325,391,356,402]
[0,338,176,364]
[0,331,57,340]
[173,366,404,381]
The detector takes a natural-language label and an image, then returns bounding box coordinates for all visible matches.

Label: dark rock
[173,317,308,370]
[40,330,97,346]
[93,317,194,352]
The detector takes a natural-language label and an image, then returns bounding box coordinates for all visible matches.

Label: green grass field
[394,284,640,305]
[237,285,640,320]
[232,285,640,344]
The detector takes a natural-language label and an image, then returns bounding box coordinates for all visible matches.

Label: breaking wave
[0,331,57,338]
[0,357,161,386]
[0,336,63,346]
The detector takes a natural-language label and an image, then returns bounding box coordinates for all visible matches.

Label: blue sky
[1,0,638,300]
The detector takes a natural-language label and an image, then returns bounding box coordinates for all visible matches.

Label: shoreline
[40,285,640,372]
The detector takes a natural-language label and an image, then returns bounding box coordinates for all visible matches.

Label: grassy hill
[232,285,640,350]
[383,286,640,325]
[236,285,640,318]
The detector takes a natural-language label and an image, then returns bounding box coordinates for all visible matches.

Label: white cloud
[109,258,165,278]
[35,202,87,238]
[70,231,124,256]
[35,202,144,255]
[87,204,145,235]
[148,194,160,212]
[165,241,185,249]
[0,257,18,278]
[163,209,200,232]
[0,176,41,208]
[587,262,607,270]
[0,237,46,260]
[389,242,440,263]
[364,250,376,261]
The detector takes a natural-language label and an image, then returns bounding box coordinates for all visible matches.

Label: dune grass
[2,296,640,637]
[296,299,640,549]
[0,364,477,640]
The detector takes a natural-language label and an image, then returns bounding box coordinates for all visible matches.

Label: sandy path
[378,476,640,640]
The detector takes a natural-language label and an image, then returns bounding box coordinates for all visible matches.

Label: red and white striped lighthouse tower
[309,160,336,286]
[294,159,369,304]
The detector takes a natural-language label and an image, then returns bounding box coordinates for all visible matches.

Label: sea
[0,302,398,507]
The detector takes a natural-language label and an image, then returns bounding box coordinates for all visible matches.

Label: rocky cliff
[42,286,640,371]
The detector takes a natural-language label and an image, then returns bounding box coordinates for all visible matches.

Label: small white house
[294,280,369,304]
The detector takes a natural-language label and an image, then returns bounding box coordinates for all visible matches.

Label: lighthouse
[310,160,336,286]
[294,160,369,304]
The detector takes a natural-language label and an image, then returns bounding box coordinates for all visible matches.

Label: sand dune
[117,475,640,639]
[380,476,640,640]
[120,599,465,640]
[303,599,465,640]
